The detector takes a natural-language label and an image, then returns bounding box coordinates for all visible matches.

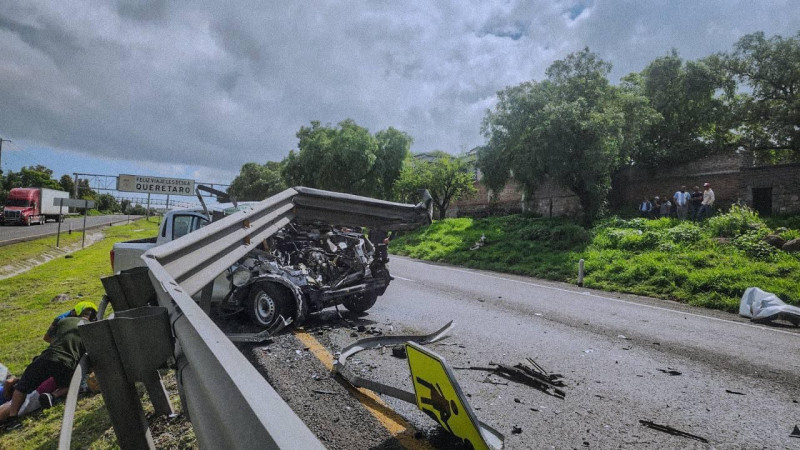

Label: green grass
[0,219,160,448]
[390,206,800,312]
[0,231,87,264]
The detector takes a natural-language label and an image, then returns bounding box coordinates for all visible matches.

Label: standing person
[689,186,703,220]
[659,195,672,218]
[0,302,97,425]
[673,186,691,220]
[696,182,715,221]
[638,197,653,218]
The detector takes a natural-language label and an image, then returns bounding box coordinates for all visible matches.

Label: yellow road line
[294,330,433,450]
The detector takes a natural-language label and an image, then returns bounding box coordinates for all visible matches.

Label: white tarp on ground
[739,287,800,326]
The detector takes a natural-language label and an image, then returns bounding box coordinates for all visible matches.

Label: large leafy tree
[717,31,800,162]
[480,48,655,224]
[228,161,287,201]
[59,174,75,197]
[283,120,409,199]
[394,151,476,219]
[622,50,734,166]
[373,128,413,199]
[19,165,61,190]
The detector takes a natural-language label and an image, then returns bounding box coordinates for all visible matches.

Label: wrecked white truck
[113,187,432,328]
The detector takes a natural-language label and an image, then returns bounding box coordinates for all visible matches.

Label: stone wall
[449,152,800,218]
[739,163,800,214]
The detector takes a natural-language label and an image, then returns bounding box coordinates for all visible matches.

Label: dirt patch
[0,230,105,280]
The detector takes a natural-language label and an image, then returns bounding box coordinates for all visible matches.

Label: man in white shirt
[696,182,715,221]
[673,186,691,220]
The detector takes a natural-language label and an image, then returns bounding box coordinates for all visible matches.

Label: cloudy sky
[0,1,798,187]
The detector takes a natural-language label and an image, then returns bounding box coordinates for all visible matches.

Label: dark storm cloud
[0,1,797,175]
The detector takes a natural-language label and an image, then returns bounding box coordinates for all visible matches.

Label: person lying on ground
[0,302,97,425]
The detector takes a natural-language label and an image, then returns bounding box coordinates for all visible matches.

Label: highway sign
[406,342,500,449]
[117,174,195,196]
[54,198,96,208]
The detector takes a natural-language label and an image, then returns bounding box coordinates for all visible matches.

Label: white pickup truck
[111,207,237,300]
[110,193,427,329]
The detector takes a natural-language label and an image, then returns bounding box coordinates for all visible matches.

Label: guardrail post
[80,319,155,450]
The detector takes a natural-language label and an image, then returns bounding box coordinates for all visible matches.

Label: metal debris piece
[391,345,407,359]
[657,369,682,376]
[790,425,800,438]
[511,425,522,434]
[334,321,455,404]
[725,389,746,395]
[311,389,337,395]
[456,358,566,399]
[639,420,708,443]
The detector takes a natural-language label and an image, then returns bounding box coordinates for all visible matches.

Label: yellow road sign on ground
[406,342,498,450]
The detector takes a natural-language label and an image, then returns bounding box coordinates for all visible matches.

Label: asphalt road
[0,215,143,245]
[241,256,800,449]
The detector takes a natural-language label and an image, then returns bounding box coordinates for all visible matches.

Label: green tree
[718,31,800,162]
[373,128,413,199]
[76,179,97,200]
[282,120,411,199]
[395,152,476,219]
[228,161,287,201]
[59,174,75,196]
[19,165,61,190]
[96,194,120,212]
[621,50,734,166]
[480,48,655,224]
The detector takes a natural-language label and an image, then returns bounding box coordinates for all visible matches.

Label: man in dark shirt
[0,303,97,423]
[689,186,703,220]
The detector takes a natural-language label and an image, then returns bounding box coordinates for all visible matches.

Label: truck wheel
[342,292,379,314]
[246,282,292,328]
[26,216,31,226]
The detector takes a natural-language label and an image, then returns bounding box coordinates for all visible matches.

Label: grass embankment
[0,219,185,449]
[0,232,86,264]
[390,206,800,312]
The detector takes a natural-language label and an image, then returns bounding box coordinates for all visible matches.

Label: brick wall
[449,177,582,218]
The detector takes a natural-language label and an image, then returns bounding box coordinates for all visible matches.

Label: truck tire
[246,282,293,328]
[26,216,31,226]
[342,292,379,314]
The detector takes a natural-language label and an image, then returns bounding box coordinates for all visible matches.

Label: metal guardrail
[0,215,143,247]
[124,187,431,449]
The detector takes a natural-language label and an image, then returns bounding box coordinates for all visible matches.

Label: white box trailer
[41,188,70,217]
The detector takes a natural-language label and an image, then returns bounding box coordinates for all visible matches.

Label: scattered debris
[511,425,523,434]
[739,287,800,326]
[639,420,708,443]
[458,357,566,399]
[617,334,629,340]
[725,389,746,395]
[51,293,70,303]
[790,425,800,439]
[514,398,522,403]
[657,369,682,376]
[470,234,487,250]
[311,389,338,395]
[391,345,407,359]
[584,349,594,354]
[481,376,509,386]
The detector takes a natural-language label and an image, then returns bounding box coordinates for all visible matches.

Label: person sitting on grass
[0,302,97,426]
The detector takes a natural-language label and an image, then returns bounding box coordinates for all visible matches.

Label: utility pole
[0,137,11,176]
[73,172,79,198]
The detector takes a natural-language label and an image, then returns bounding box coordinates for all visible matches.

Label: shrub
[732,229,777,260]
[665,222,703,244]
[550,224,590,249]
[707,204,765,237]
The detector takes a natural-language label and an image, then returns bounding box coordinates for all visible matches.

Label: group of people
[0,301,98,428]
[639,183,715,221]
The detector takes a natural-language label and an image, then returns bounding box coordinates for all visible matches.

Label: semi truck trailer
[2,187,70,225]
